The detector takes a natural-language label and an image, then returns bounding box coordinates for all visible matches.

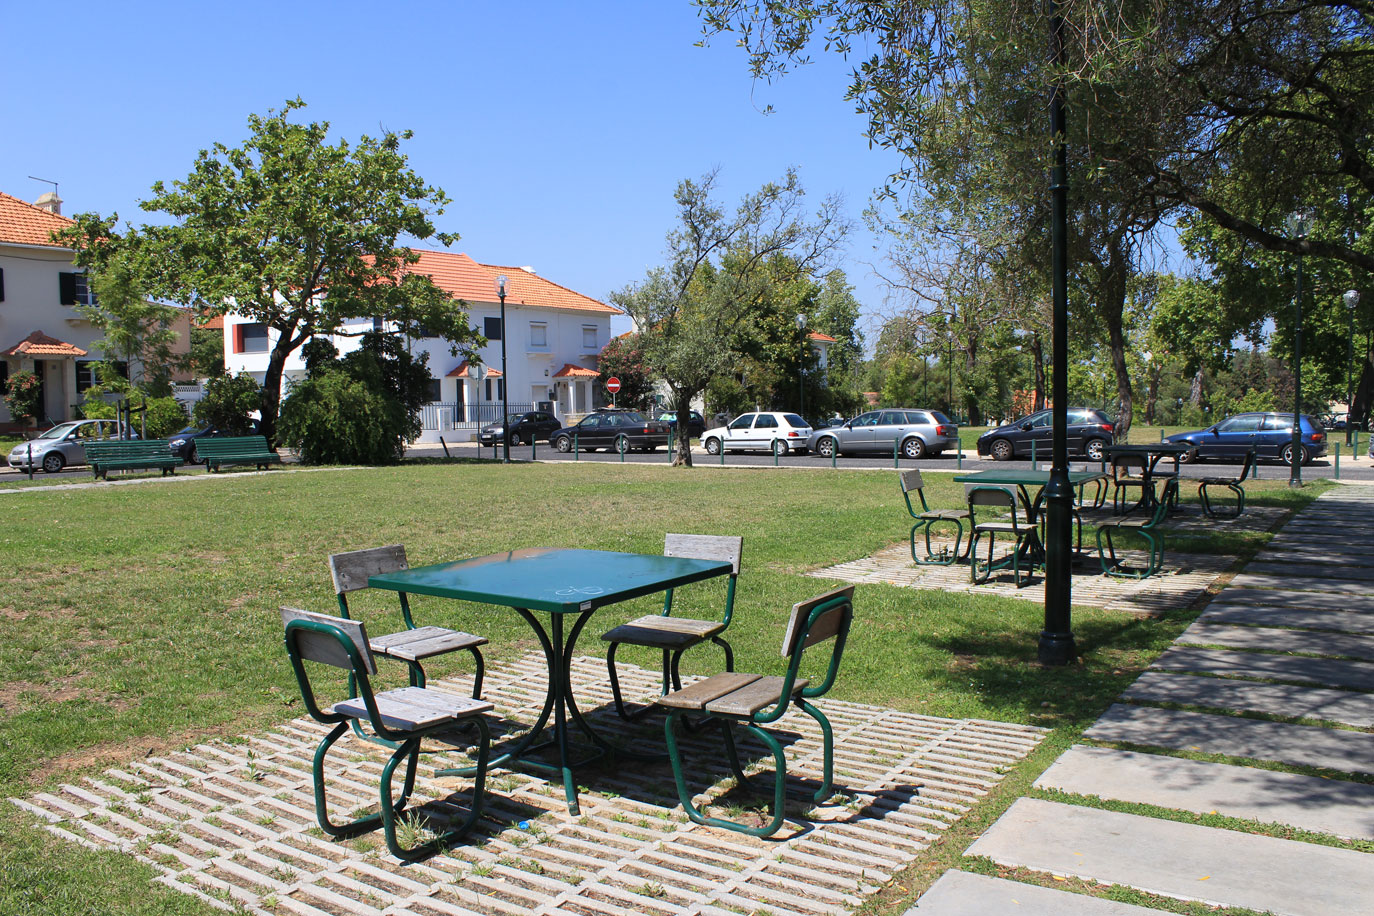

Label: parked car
[7,419,136,473]
[166,421,260,464]
[551,410,670,453]
[806,408,958,459]
[976,408,1116,461]
[1164,412,1327,465]
[654,409,706,439]
[479,411,561,446]
[700,412,813,455]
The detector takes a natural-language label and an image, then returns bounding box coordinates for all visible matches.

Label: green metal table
[1104,443,1197,511]
[368,547,733,814]
[953,469,1109,567]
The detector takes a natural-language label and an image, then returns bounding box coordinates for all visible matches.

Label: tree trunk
[1352,346,1373,433]
[670,388,695,467]
[258,337,294,445]
[1190,368,1204,407]
[1031,332,1046,412]
[1101,246,1133,439]
[1144,364,1158,425]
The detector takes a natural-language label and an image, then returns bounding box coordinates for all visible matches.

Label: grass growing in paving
[0,461,1324,916]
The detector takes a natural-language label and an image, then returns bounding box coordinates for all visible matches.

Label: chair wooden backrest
[899,469,931,515]
[329,545,419,628]
[767,585,855,719]
[1112,454,1146,480]
[966,485,1029,530]
[281,606,376,675]
[1235,448,1257,483]
[662,534,743,623]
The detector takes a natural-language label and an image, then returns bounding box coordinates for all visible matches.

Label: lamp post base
[1037,631,1077,666]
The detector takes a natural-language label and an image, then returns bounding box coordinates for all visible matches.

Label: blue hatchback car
[1165,412,1326,466]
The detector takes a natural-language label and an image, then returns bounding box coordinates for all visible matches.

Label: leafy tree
[56,99,479,443]
[596,333,657,411]
[193,373,262,435]
[189,326,226,378]
[611,169,847,464]
[3,371,42,425]
[80,393,187,439]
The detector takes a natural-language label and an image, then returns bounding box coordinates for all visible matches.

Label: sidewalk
[909,485,1374,915]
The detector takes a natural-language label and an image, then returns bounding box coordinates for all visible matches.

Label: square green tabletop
[953,469,1107,487]
[368,547,733,614]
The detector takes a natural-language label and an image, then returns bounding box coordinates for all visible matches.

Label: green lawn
[0,461,1325,916]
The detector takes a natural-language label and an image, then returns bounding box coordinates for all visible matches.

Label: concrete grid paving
[12,655,1046,916]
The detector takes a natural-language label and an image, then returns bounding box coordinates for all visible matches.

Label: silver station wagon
[8,419,133,473]
[806,408,959,459]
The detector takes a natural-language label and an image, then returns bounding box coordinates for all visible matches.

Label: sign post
[606,376,621,409]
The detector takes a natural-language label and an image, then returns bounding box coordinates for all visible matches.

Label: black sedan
[478,411,562,446]
[655,409,706,438]
[166,422,258,464]
[976,408,1116,461]
[552,411,671,453]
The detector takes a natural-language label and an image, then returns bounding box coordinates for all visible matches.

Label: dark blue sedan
[1165,412,1326,466]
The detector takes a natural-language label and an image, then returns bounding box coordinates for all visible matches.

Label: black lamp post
[796,313,807,416]
[1039,0,1076,665]
[1285,210,1311,487]
[495,274,510,464]
[1345,289,1361,446]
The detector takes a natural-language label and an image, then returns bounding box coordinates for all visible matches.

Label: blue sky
[1,1,909,340]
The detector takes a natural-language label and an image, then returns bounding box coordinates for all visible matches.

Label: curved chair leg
[606,641,660,721]
[665,712,788,837]
[313,721,395,839]
[920,520,964,565]
[797,698,835,804]
[467,646,485,700]
[382,718,490,861]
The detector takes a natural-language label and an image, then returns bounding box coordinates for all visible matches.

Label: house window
[76,360,128,393]
[372,317,384,333]
[425,377,441,402]
[235,323,270,353]
[582,325,597,349]
[484,316,503,340]
[0,360,8,390]
[530,322,548,348]
[484,378,504,401]
[59,272,98,306]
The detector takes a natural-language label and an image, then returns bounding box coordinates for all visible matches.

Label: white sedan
[701,411,813,456]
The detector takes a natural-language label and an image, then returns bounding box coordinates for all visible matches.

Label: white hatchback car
[701,411,813,456]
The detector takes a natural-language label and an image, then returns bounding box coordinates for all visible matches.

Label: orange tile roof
[0,192,74,248]
[403,250,619,316]
[808,331,837,343]
[444,360,501,378]
[552,363,599,378]
[4,330,88,357]
[199,315,224,331]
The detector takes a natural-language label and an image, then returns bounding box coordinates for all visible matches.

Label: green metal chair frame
[900,469,971,565]
[331,546,488,745]
[602,534,743,720]
[1095,495,1169,578]
[1197,449,1255,519]
[967,486,1038,587]
[280,607,492,861]
[657,585,854,838]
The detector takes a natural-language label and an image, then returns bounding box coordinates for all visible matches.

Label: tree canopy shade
[611,169,847,465]
[56,99,480,442]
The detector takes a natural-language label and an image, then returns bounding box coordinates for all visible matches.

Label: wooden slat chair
[967,486,1038,587]
[280,607,492,861]
[657,585,854,838]
[900,469,971,565]
[331,547,488,745]
[1197,448,1256,519]
[1095,495,1169,578]
[1110,454,1151,514]
[601,534,744,720]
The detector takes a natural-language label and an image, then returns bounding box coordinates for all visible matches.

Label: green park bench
[196,435,283,472]
[84,440,184,480]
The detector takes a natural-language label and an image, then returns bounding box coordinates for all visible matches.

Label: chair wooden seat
[368,626,488,662]
[334,686,493,731]
[967,485,1038,587]
[282,607,491,860]
[1197,449,1255,519]
[657,586,854,838]
[602,534,744,720]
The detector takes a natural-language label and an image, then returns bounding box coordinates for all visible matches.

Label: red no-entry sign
[605,377,621,394]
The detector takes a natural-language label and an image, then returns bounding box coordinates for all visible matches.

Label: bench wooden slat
[333,686,492,731]
[704,675,809,717]
[656,672,762,710]
[371,629,488,661]
[196,435,282,471]
[601,615,725,650]
[84,440,183,479]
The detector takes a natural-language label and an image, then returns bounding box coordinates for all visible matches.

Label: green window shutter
[59,271,77,305]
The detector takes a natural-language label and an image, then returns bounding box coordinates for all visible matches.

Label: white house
[220,250,620,441]
[0,191,191,430]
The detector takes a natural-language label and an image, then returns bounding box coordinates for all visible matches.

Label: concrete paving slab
[906,870,1165,915]
[1082,704,1374,775]
[1207,588,1374,612]
[1122,670,1374,727]
[1198,604,1374,634]
[1177,622,1374,661]
[1244,561,1374,581]
[1151,646,1374,690]
[1035,745,1374,840]
[1228,573,1368,593]
[967,798,1374,916]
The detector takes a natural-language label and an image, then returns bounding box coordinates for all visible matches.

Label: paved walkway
[13,656,1045,916]
[909,486,1374,915]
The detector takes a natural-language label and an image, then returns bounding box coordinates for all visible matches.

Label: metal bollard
[1031,440,1038,470]
[574,433,579,461]
[27,442,34,480]
[531,436,537,460]
[957,446,963,470]
[893,439,900,469]
[832,445,837,469]
[720,441,725,465]
[620,437,627,462]
[1334,442,1341,479]
[668,435,674,463]
[1160,429,1165,442]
